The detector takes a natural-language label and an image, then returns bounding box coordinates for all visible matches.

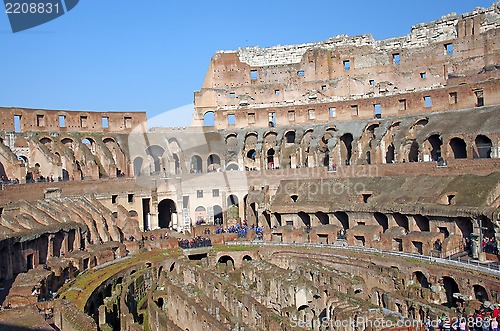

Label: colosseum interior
[0,3,499,331]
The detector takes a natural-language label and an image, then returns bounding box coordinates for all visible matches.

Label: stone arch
[227,195,239,207]
[386,143,395,163]
[473,284,489,302]
[213,205,223,225]
[39,136,53,146]
[340,133,353,165]
[285,131,296,144]
[203,111,215,126]
[333,211,349,230]
[38,234,49,264]
[408,141,419,162]
[266,148,275,168]
[315,212,329,225]
[411,117,429,129]
[442,276,460,307]
[190,155,203,173]
[242,255,252,262]
[473,135,492,159]
[413,271,429,289]
[449,137,467,159]
[374,212,389,231]
[129,210,139,220]
[414,214,430,231]
[225,133,238,155]
[298,212,311,227]
[207,154,221,172]
[145,145,165,174]
[425,134,443,161]
[226,163,239,171]
[172,154,180,174]
[217,255,235,272]
[158,199,177,229]
[194,206,207,224]
[393,213,409,232]
[456,217,473,238]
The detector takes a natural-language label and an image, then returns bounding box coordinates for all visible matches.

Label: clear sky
[0,0,495,125]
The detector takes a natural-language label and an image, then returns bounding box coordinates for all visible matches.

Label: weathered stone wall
[193,3,500,129]
[0,107,146,133]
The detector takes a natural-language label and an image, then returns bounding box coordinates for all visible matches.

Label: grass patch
[213,244,258,252]
[59,250,170,310]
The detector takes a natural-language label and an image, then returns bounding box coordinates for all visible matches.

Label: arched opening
[67,229,76,252]
[298,212,311,227]
[156,297,164,309]
[246,149,257,161]
[414,214,430,232]
[474,135,492,159]
[133,157,143,177]
[227,195,239,207]
[53,232,64,257]
[207,154,221,172]
[456,217,473,239]
[408,141,419,162]
[190,155,203,173]
[242,255,252,262]
[145,145,165,175]
[203,111,215,126]
[427,134,443,161]
[213,205,223,226]
[217,255,235,273]
[158,199,176,229]
[267,148,275,169]
[449,137,467,159]
[374,212,388,232]
[442,276,460,307]
[413,271,429,289]
[386,143,395,164]
[129,210,139,220]
[285,131,296,144]
[226,163,239,171]
[340,133,353,165]
[194,206,207,225]
[393,213,409,232]
[169,262,175,272]
[333,211,349,230]
[473,284,489,302]
[315,212,329,225]
[172,154,180,174]
[38,235,49,264]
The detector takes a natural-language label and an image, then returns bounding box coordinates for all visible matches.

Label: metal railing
[226,241,500,275]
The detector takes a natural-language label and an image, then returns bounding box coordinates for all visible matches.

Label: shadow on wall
[0,324,48,331]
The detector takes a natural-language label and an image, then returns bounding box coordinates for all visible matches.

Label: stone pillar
[48,234,54,258]
[98,305,106,327]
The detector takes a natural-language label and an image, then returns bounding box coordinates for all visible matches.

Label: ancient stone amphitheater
[0,3,499,331]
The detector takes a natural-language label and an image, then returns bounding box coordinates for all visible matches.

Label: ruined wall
[193,3,500,129]
[0,107,146,133]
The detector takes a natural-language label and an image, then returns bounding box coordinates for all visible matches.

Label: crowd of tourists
[214,223,263,238]
[177,236,212,249]
[483,237,498,255]
[424,304,500,330]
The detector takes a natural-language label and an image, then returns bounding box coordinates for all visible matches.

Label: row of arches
[155,195,241,229]
[130,132,494,177]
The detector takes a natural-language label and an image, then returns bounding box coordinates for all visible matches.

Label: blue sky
[0,0,495,126]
